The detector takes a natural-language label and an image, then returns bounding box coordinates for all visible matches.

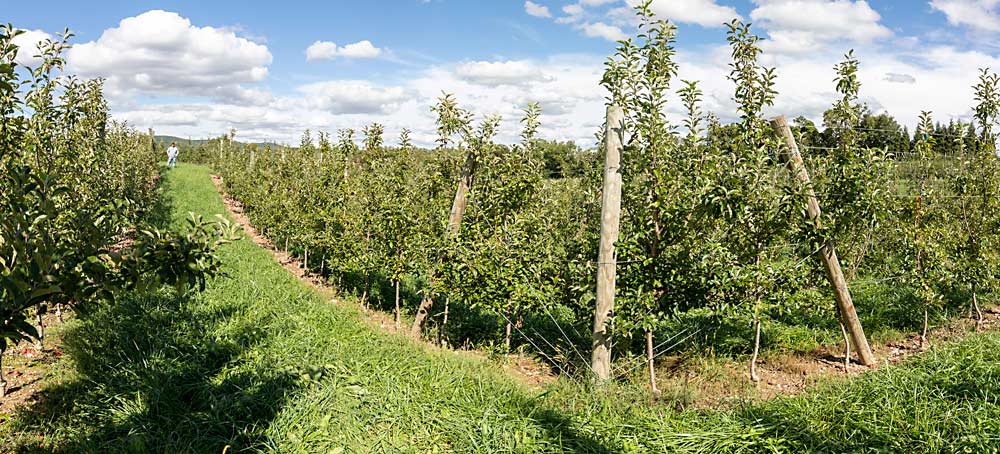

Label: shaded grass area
[3,163,1000,452]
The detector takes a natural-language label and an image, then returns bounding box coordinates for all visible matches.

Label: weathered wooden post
[770,115,877,366]
[592,105,625,381]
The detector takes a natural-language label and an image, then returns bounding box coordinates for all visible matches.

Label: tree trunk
[411,294,433,338]
[973,286,984,332]
[647,330,660,394]
[362,273,370,308]
[394,280,401,330]
[840,318,851,372]
[56,303,64,323]
[917,195,927,351]
[750,298,762,383]
[304,246,309,272]
[505,305,513,350]
[920,308,929,350]
[440,296,450,347]
[35,304,44,350]
[0,352,5,398]
[836,305,850,372]
[284,238,288,255]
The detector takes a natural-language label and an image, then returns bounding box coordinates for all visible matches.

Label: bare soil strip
[695,305,1000,406]
[0,312,66,423]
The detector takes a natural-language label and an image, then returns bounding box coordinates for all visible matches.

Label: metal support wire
[611,327,704,381]
[496,310,572,378]
[540,304,591,368]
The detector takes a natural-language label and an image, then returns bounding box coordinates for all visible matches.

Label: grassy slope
[3,163,1000,453]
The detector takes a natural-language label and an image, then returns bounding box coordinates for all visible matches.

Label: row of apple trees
[213,2,1000,388]
[1,26,238,398]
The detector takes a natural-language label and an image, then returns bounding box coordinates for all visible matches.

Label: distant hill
[155,135,210,147]
[155,135,279,148]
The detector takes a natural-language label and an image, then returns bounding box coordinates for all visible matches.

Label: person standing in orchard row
[166,142,179,168]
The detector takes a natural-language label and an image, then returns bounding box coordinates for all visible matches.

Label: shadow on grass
[4,289,300,453]
[532,407,617,453]
[144,168,177,230]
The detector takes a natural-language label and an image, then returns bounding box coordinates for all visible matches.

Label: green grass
[3,163,1000,453]
[746,336,1000,452]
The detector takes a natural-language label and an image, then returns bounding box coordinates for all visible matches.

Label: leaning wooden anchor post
[770,115,877,366]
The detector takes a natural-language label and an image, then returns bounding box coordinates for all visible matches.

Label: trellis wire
[497,310,573,378]
[829,125,981,140]
[610,326,699,380]
[541,303,591,368]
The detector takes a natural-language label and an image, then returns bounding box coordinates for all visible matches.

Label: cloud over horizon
[12,4,998,148]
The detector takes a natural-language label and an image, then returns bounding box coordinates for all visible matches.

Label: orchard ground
[2,163,1000,452]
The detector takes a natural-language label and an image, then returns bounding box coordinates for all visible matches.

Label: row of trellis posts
[589,107,877,382]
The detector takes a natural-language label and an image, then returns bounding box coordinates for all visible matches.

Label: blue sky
[8,0,1000,145]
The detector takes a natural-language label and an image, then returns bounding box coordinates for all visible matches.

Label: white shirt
[167,146,179,159]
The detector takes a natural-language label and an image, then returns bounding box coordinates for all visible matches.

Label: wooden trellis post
[592,105,625,381]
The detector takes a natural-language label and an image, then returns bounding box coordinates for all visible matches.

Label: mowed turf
[3,163,1000,453]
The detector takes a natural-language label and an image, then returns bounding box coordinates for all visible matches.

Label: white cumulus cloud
[92,2,1000,153]
[884,72,917,84]
[305,40,383,61]
[455,60,549,86]
[930,0,1000,32]
[66,10,272,99]
[558,4,587,24]
[631,0,741,27]
[297,80,409,114]
[751,1,892,54]
[118,108,201,127]
[12,29,53,67]
[525,1,552,18]
[580,22,628,41]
